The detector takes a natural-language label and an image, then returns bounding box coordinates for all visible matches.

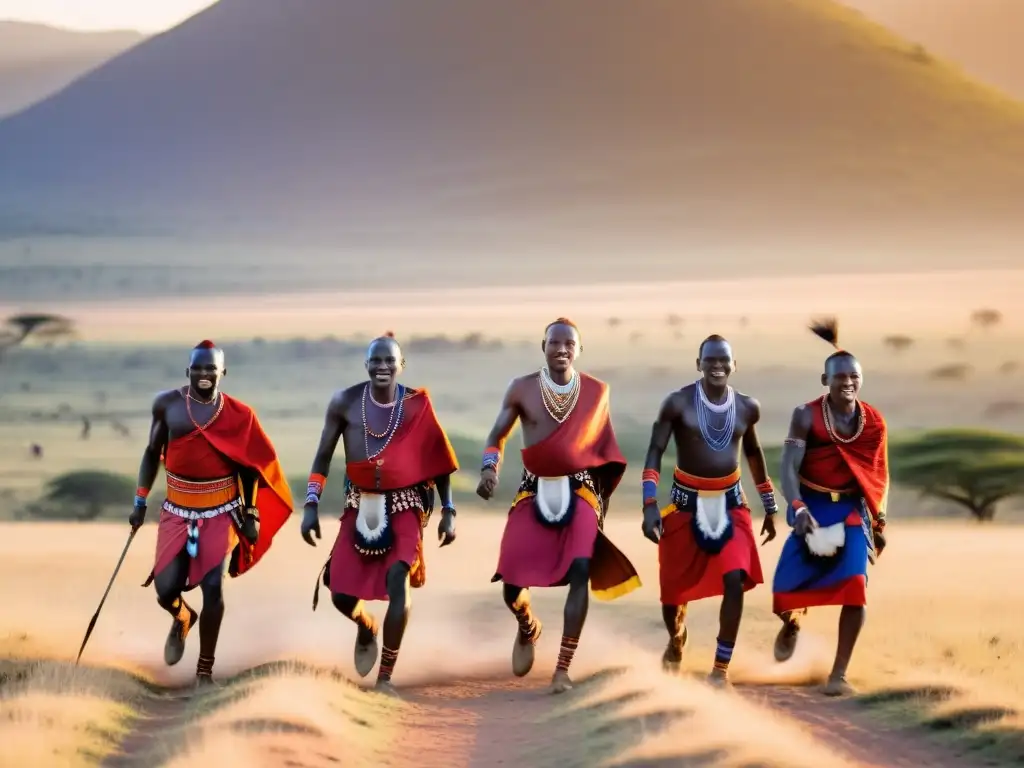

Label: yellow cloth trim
[512,487,601,516]
[591,574,642,602]
[660,501,678,519]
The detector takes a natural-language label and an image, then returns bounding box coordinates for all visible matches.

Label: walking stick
[75,526,139,666]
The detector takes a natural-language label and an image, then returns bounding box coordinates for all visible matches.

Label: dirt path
[740,685,990,768]
[96,672,991,767]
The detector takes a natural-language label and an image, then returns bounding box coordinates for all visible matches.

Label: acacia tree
[890,429,1024,521]
[0,313,76,360]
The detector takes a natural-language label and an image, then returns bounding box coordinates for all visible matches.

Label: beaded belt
[162,497,242,520]
[165,471,239,509]
[513,469,605,528]
[343,484,431,528]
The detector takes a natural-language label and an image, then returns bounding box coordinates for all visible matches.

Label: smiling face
[697,338,735,386]
[822,354,863,404]
[541,323,581,376]
[186,347,225,398]
[365,338,404,389]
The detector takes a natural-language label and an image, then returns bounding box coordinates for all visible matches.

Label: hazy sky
[0,0,215,32]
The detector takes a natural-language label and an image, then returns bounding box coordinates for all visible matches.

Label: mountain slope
[0,22,143,118]
[840,0,1024,102]
[0,0,1022,279]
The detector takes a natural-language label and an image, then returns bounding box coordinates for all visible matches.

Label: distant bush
[30,470,135,521]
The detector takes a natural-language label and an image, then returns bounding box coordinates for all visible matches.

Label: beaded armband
[790,499,808,514]
[756,479,779,515]
[134,487,149,507]
[306,473,327,505]
[482,446,501,473]
[641,469,660,506]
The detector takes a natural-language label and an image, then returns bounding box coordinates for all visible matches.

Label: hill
[840,0,1024,102]
[1,0,1023,283]
[0,21,143,118]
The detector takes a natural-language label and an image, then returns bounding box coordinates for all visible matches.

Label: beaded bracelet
[641,469,660,506]
[306,473,327,505]
[134,487,149,507]
[756,479,779,515]
[482,446,501,472]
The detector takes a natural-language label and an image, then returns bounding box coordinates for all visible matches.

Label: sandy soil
[2,517,1021,767]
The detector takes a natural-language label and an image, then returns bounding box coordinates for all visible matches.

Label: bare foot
[549,669,573,694]
[164,606,198,667]
[512,619,542,678]
[823,675,856,697]
[773,618,801,663]
[354,624,379,679]
[706,668,731,689]
[373,679,401,698]
[661,626,687,673]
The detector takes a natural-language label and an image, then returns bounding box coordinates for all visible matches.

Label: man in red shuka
[301,333,459,696]
[772,319,890,697]
[131,340,294,685]
[478,319,641,695]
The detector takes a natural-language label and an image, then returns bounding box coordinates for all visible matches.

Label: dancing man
[131,340,294,685]
[772,319,889,696]
[641,335,777,686]
[301,333,459,694]
[478,318,641,694]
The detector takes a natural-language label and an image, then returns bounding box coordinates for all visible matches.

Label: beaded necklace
[181,387,223,432]
[362,383,405,459]
[694,378,735,452]
[539,366,581,423]
[820,394,864,444]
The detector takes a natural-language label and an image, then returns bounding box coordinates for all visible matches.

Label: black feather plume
[809,317,840,348]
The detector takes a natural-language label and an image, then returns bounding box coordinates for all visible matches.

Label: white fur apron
[356,492,389,545]
[804,518,846,557]
[693,489,730,540]
[535,476,573,524]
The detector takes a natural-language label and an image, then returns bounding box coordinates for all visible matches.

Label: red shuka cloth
[153,430,238,588]
[800,396,890,520]
[149,394,294,584]
[345,389,459,492]
[328,389,458,599]
[495,373,640,599]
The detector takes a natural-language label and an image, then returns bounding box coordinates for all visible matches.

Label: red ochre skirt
[327,506,426,601]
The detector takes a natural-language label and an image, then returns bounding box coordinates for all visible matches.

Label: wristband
[641,469,660,506]
[482,446,501,472]
[135,486,149,499]
[756,479,779,515]
[442,505,457,516]
[873,516,886,531]
[306,473,327,505]
[134,495,148,508]
[791,499,808,514]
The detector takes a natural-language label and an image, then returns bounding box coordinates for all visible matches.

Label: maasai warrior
[130,340,293,685]
[772,319,889,697]
[301,333,458,695]
[641,335,777,687]
[478,318,641,694]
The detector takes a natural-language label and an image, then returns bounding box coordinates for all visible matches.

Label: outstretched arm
[642,393,680,506]
[129,394,169,528]
[477,379,521,500]
[306,391,348,503]
[482,378,522,473]
[137,395,168,496]
[780,405,813,522]
[741,398,778,541]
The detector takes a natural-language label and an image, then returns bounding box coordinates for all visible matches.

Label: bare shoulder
[790,402,813,429]
[332,383,365,411]
[735,391,761,417]
[509,372,539,396]
[152,388,181,413]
